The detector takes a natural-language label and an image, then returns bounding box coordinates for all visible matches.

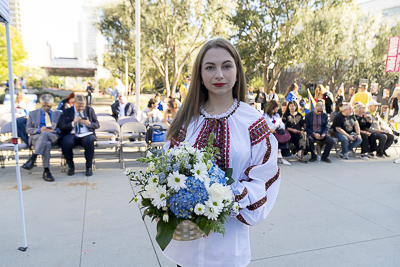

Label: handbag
[274,128,291,144]
[146,124,167,143]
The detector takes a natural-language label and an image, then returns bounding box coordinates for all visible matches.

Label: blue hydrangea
[184,163,191,170]
[172,163,180,172]
[166,166,172,172]
[168,176,208,219]
[158,172,166,184]
[208,163,227,186]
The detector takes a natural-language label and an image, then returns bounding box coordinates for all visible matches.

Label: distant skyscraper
[9,0,47,67]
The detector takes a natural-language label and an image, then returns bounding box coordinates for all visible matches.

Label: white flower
[203,205,220,220]
[132,195,142,207]
[167,171,187,191]
[191,162,208,182]
[232,202,239,213]
[147,162,155,173]
[194,150,204,163]
[149,174,159,184]
[163,213,169,222]
[143,183,157,198]
[185,146,197,154]
[146,151,153,157]
[205,198,224,213]
[194,203,205,215]
[208,183,232,202]
[152,186,167,209]
[124,168,132,175]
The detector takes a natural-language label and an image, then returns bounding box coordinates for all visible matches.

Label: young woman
[163,99,179,125]
[268,87,279,102]
[314,84,325,102]
[282,101,308,163]
[57,92,75,111]
[140,98,163,125]
[284,83,299,102]
[163,38,281,266]
[264,100,291,165]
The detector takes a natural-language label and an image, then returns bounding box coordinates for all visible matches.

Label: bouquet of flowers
[125,134,239,251]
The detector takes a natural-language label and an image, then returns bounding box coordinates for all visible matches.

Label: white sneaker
[394,158,400,164]
[361,154,369,160]
[281,158,291,166]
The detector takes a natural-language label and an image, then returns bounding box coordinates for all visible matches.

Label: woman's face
[201,48,237,99]
[274,106,279,114]
[282,105,287,113]
[359,107,366,115]
[289,103,296,113]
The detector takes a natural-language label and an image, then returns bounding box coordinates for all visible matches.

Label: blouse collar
[200,99,239,119]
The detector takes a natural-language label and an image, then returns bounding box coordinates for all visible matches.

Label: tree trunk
[262,68,268,92]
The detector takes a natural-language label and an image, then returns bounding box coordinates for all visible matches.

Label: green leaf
[156,216,178,251]
[224,168,235,185]
[196,217,212,236]
[142,208,150,221]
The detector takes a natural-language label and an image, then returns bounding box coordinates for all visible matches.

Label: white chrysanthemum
[191,162,208,182]
[132,194,142,207]
[124,168,132,175]
[205,198,224,213]
[163,213,169,222]
[194,150,204,163]
[149,174,159,184]
[147,162,156,173]
[146,151,153,157]
[152,186,167,209]
[194,203,205,215]
[204,205,220,220]
[232,202,239,213]
[203,177,211,189]
[167,171,187,191]
[143,183,157,198]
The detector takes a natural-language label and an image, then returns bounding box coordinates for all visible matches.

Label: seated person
[282,101,308,163]
[329,102,343,124]
[332,104,363,159]
[111,92,137,121]
[277,101,287,117]
[164,99,179,125]
[367,100,394,158]
[140,98,163,125]
[154,93,164,112]
[57,92,75,111]
[22,94,62,182]
[305,101,334,163]
[263,100,291,165]
[298,99,310,117]
[58,94,100,177]
[354,103,378,160]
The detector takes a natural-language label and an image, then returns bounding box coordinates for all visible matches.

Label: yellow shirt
[353,91,371,106]
[179,84,188,103]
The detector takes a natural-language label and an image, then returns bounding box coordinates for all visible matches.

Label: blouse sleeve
[231,117,281,226]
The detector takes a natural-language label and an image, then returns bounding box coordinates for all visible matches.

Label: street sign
[385,36,400,72]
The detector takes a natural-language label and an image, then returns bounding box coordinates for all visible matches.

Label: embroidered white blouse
[163,100,281,267]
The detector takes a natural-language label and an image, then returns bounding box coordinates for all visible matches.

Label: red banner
[385,36,400,72]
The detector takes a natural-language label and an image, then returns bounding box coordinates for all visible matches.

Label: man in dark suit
[58,94,99,176]
[22,94,62,181]
[111,92,137,121]
[305,101,335,163]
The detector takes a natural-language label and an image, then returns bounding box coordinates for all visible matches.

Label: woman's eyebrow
[204,60,233,65]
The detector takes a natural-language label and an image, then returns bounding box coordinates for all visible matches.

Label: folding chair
[0,122,29,168]
[97,116,116,122]
[118,117,141,140]
[95,120,121,165]
[119,122,147,169]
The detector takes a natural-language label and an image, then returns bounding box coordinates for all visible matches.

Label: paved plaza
[1,143,399,267]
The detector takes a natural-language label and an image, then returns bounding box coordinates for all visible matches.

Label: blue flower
[168,176,208,219]
[172,163,180,172]
[208,163,227,186]
[158,173,166,184]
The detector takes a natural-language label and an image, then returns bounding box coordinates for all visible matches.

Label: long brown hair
[284,83,298,98]
[166,38,247,141]
[265,100,279,117]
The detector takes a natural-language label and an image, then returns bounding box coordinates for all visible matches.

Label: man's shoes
[376,152,385,158]
[67,167,75,176]
[22,156,36,170]
[321,157,331,163]
[343,152,349,160]
[361,154,369,160]
[309,156,317,162]
[86,168,93,176]
[383,151,390,157]
[339,152,344,158]
[42,170,55,182]
[368,153,379,159]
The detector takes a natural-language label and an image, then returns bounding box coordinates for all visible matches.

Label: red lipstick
[213,83,226,87]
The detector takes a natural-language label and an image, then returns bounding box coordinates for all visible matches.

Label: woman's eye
[205,66,214,70]
[223,65,233,69]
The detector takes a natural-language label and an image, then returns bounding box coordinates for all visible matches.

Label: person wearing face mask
[21,94,62,181]
[162,38,281,267]
[58,94,100,177]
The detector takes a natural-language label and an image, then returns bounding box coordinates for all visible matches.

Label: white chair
[97,116,115,122]
[119,122,147,168]
[0,122,28,168]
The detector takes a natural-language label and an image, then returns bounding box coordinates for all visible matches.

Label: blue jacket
[305,111,330,135]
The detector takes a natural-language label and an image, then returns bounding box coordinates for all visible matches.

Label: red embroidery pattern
[265,168,280,191]
[249,117,271,146]
[262,137,272,164]
[247,196,267,211]
[169,127,187,149]
[244,165,255,178]
[236,214,250,225]
[194,118,230,169]
[235,187,248,202]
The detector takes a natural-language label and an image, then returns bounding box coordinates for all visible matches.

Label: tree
[296,1,379,90]
[0,24,27,82]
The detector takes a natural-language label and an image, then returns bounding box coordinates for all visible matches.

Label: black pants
[61,134,95,168]
[376,132,395,155]
[307,134,335,159]
[16,117,29,145]
[360,133,377,154]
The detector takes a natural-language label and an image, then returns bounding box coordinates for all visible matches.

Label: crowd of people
[255,82,399,165]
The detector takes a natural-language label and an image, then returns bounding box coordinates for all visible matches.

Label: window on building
[383,6,400,17]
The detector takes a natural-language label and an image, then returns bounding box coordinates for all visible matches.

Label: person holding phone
[22,94,62,182]
[58,94,100,176]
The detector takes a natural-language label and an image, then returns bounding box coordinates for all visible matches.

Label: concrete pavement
[1,141,400,266]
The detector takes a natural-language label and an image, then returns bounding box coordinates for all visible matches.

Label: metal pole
[135,0,141,109]
[5,21,28,252]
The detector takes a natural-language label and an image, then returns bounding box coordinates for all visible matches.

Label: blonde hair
[354,103,365,115]
[166,38,247,141]
[315,84,325,100]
